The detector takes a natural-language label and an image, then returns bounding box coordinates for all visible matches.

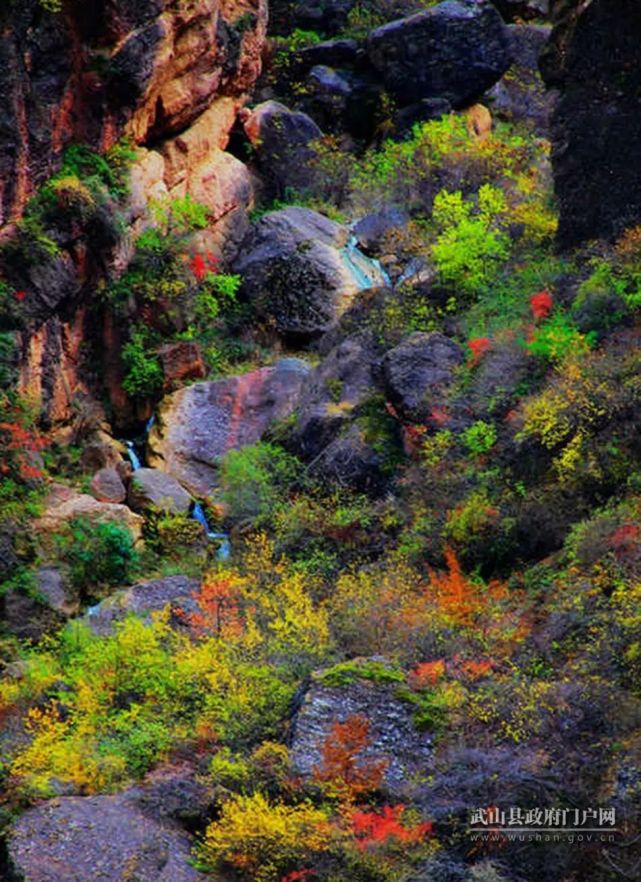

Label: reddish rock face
[160,341,207,391]
[0,0,267,224]
[147,358,311,495]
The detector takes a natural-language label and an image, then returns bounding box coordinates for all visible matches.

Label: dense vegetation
[1,2,640,881]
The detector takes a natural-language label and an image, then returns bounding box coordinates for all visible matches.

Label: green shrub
[462,421,497,457]
[121,325,163,399]
[431,184,510,299]
[525,314,596,365]
[150,194,210,235]
[220,442,301,523]
[55,517,137,591]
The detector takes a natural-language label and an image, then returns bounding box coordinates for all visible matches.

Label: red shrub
[351,804,433,850]
[468,337,491,365]
[530,289,553,320]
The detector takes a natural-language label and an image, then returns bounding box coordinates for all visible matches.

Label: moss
[318,659,405,687]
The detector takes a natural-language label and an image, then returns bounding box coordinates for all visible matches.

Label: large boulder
[541,0,641,247]
[89,467,127,504]
[366,0,512,109]
[243,100,323,198]
[147,359,311,495]
[6,789,207,882]
[289,660,433,798]
[1,566,77,641]
[383,332,464,423]
[233,207,388,341]
[127,468,193,515]
[85,574,200,636]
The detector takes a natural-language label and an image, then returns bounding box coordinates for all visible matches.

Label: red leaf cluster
[468,337,491,365]
[280,871,314,882]
[351,804,433,850]
[0,418,47,480]
[189,250,219,282]
[530,289,553,320]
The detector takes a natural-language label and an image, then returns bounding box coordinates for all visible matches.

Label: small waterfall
[123,415,155,472]
[341,234,392,290]
[192,501,231,562]
[125,440,143,471]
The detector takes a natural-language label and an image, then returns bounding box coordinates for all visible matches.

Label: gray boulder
[243,100,322,198]
[354,208,410,256]
[148,359,311,496]
[6,789,207,882]
[290,660,433,798]
[234,207,388,341]
[128,468,193,515]
[309,424,386,493]
[367,0,512,108]
[85,574,200,637]
[383,331,464,422]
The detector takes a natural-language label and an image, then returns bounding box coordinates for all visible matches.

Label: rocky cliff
[0,0,267,428]
[542,0,641,247]
[0,0,266,225]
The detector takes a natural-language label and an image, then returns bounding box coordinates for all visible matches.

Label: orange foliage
[313,714,387,801]
[179,575,244,639]
[0,412,47,481]
[351,804,433,850]
[409,659,446,690]
[428,547,506,627]
[456,658,494,681]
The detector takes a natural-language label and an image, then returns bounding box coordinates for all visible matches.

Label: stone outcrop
[487,23,553,134]
[0,0,267,225]
[233,207,388,341]
[366,0,512,109]
[6,787,207,882]
[541,0,641,247]
[147,359,311,495]
[1,0,266,429]
[289,660,433,798]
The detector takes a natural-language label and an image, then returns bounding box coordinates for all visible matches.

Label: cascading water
[340,233,392,290]
[192,501,231,562]
[124,440,142,471]
[123,414,155,472]
[123,417,231,560]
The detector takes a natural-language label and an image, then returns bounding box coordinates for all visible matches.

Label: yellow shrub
[199,792,334,881]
